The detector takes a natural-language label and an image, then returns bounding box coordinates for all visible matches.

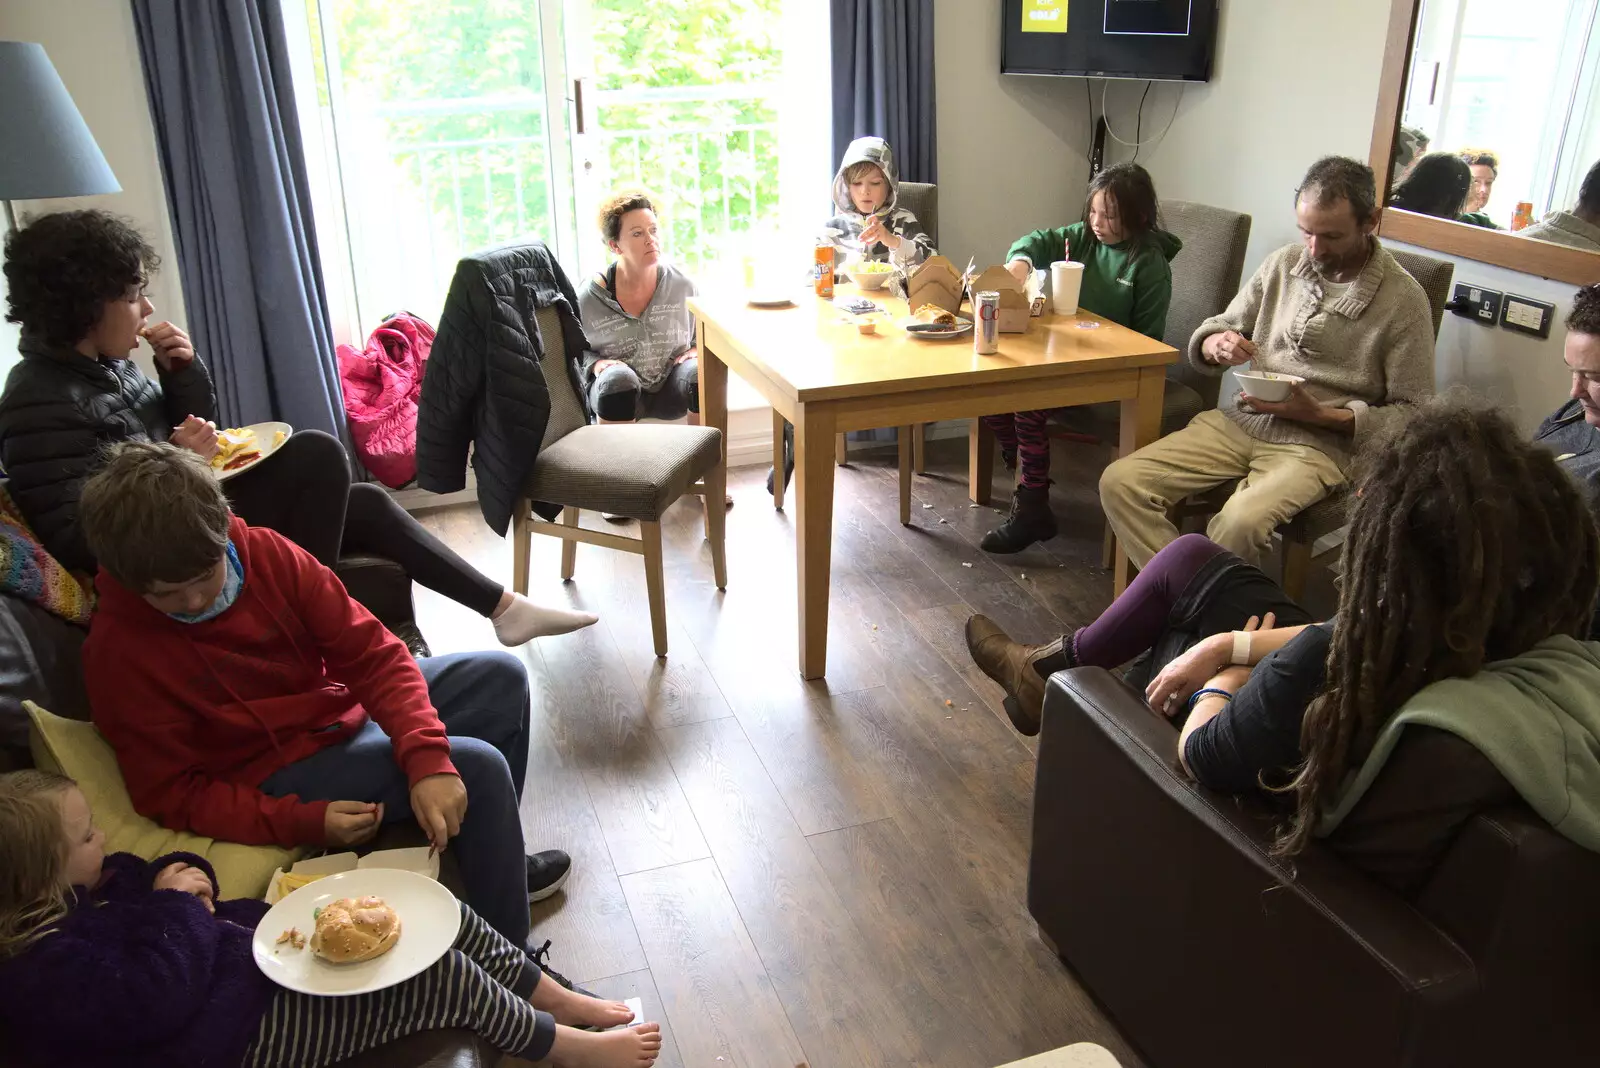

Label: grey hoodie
[820,136,935,267]
[577,263,698,393]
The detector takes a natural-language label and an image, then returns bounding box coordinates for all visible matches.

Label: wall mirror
[1369,0,1600,283]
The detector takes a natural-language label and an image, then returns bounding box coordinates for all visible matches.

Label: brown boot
[964,614,1073,736]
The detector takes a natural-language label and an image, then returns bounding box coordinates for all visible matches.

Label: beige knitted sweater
[1187,239,1436,468]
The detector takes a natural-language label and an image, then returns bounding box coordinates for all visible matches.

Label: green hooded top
[1320,635,1600,853]
[1006,221,1183,340]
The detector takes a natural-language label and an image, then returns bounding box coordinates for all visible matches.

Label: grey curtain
[132,0,345,439]
[830,0,937,183]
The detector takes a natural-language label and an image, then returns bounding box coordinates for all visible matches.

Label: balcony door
[291,0,821,342]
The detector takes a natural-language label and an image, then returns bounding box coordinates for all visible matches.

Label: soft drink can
[974,291,1000,354]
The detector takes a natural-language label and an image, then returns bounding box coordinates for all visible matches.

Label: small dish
[852,262,896,290]
[1234,371,1305,402]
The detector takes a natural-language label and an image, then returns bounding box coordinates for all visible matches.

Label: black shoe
[527,849,572,903]
[766,420,795,496]
[980,485,1058,554]
[393,622,431,659]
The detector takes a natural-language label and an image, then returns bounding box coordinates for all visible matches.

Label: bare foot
[548,1023,662,1067]
[530,979,636,1028]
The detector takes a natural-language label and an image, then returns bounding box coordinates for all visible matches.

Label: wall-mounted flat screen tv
[1002,0,1219,82]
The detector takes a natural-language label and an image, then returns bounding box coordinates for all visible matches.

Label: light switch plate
[1500,294,1555,338]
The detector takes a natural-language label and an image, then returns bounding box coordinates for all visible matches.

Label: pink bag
[337,312,435,488]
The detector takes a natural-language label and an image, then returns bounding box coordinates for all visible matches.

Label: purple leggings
[1071,534,1228,666]
[982,410,1051,489]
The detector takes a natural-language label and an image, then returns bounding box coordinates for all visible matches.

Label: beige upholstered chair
[1171,246,1454,597]
[821,181,940,503]
[509,306,726,657]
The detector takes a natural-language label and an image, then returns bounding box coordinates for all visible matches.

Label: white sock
[492,593,598,645]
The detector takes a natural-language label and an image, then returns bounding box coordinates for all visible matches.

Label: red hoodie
[84,516,456,847]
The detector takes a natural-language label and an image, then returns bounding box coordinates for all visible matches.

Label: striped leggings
[983,410,1051,489]
[243,902,557,1067]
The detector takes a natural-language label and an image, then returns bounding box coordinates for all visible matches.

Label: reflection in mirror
[1394,0,1600,251]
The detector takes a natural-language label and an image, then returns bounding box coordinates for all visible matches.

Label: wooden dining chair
[508,306,726,657]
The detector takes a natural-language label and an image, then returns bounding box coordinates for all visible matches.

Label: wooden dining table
[692,284,1178,680]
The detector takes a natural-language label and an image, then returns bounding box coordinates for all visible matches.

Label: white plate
[252,868,461,996]
[902,318,974,340]
[746,294,797,308]
[214,421,294,482]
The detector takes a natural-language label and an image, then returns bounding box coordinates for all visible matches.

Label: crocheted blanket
[0,485,92,625]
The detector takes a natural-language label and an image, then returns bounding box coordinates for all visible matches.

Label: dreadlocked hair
[1276,401,1599,855]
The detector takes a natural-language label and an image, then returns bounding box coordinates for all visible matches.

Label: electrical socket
[1450,283,1502,324]
[1500,294,1555,338]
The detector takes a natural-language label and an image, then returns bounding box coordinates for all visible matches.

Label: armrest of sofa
[1029,668,1477,1068]
[331,1030,488,1068]
[335,553,417,633]
[1407,806,1600,1062]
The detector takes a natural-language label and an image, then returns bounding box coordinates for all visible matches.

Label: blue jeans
[260,651,532,945]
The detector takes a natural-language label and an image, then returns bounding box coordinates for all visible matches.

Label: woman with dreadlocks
[967,398,1600,879]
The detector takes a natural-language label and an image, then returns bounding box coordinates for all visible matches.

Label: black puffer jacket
[0,335,216,572]
[417,242,589,535]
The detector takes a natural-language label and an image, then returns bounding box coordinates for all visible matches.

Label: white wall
[0,0,183,380]
[933,1,1095,267]
[1392,246,1579,435]
[1099,0,1395,271]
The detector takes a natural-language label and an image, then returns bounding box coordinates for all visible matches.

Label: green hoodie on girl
[1006,221,1183,340]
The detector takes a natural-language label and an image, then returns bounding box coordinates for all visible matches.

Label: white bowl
[1234,371,1304,403]
[851,263,895,290]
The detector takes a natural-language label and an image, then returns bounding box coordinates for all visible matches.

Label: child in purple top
[0,770,663,1068]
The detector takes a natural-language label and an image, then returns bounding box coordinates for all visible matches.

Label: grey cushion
[1161,381,1205,435]
[896,181,938,247]
[1160,200,1252,407]
[524,424,722,520]
[1286,486,1353,541]
[1386,247,1454,336]
[536,305,589,448]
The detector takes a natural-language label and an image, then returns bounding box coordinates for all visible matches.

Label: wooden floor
[414,434,1148,1068]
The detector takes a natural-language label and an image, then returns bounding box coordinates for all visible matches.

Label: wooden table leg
[912,422,927,474]
[795,403,837,679]
[771,408,787,511]
[968,418,995,505]
[699,325,729,590]
[898,426,913,525]
[1112,366,1167,595]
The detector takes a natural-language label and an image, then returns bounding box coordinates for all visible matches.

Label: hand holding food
[860,214,899,250]
[1203,329,1257,366]
[310,896,402,963]
[324,800,384,847]
[410,774,467,854]
[170,415,220,461]
[1006,258,1032,285]
[139,321,195,370]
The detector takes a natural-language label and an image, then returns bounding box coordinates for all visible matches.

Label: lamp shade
[0,41,120,201]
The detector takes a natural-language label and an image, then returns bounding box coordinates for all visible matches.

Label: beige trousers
[1099,409,1346,567]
